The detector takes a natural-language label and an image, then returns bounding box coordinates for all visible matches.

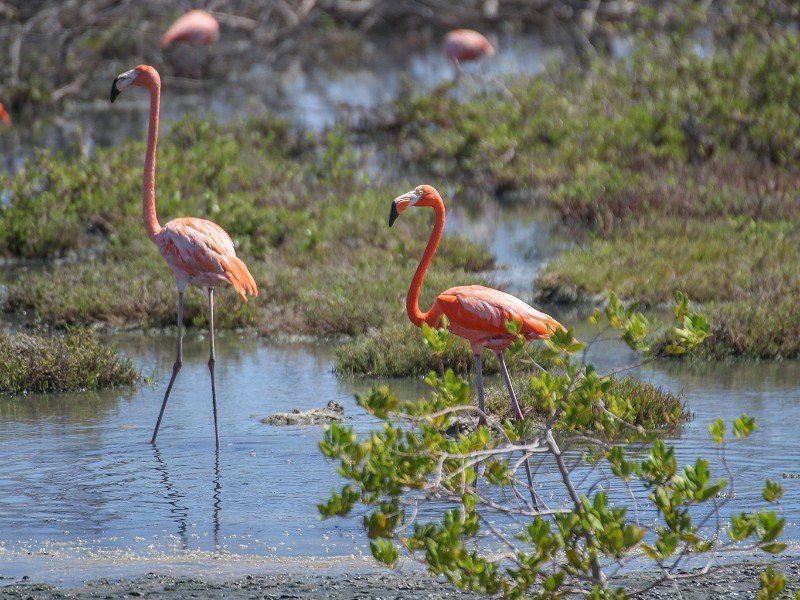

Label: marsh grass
[0,329,137,394]
[486,374,690,431]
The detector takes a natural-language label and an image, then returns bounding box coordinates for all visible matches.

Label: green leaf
[733,414,756,438]
[760,542,787,554]
[762,480,784,503]
[370,538,399,568]
[757,566,786,600]
[708,418,725,445]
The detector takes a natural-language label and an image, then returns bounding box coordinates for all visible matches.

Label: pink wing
[156,218,257,300]
[436,285,564,340]
[161,10,219,47]
[443,30,494,62]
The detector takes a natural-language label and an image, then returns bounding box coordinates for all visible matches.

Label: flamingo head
[110,65,160,103]
[388,185,442,226]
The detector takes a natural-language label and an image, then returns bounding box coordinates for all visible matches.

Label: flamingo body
[161,10,220,48]
[0,103,10,126]
[156,218,257,299]
[110,64,256,448]
[389,184,566,507]
[430,285,564,353]
[443,29,495,65]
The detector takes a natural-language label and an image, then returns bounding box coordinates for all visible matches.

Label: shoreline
[2,554,798,599]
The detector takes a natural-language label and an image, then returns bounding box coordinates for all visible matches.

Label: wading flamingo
[443,29,495,77]
[110,65,257,450]
[389,185,567,505]
[0,103,11,126]
[161,10,220,48]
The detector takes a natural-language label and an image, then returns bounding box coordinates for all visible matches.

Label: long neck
[407,200,445,327]
[142,81,162,238]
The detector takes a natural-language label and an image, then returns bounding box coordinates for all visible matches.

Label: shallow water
[0,330,797,583]
[0,210,797,584]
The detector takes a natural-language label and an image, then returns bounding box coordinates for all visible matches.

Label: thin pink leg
[474,353,487,425]
[152,291,184,445]
[496,351,539,510]
[208,288,220,451]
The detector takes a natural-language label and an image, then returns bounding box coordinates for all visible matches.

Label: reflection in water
[214,453,222,550]
[0,386,135,422]
[152,446,189,550]
[152,445,223,552]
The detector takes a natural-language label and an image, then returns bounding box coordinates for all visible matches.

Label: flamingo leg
[474,353,487,426]
[152,291,184,445]
[497,351,525,421]
[208,288,220,451]
[496,351,540,510]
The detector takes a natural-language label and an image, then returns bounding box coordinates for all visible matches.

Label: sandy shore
[2,560,798,598]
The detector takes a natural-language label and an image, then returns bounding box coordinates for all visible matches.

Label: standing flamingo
[389,185,567,505]
[110,65,257,449]
[443,29,495,78]
[0,103,11,126]
[161,10,220,48]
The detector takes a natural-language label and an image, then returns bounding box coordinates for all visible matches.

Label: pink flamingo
[0,103,11,126]
[390,185,567,505]
[443,29,495,77]
[161,10,220,48]
[110,65,257,449]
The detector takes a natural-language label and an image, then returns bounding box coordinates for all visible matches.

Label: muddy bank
[1,572,477,599]
[3,561,798,599]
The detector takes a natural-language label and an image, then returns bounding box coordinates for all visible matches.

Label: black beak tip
[388,202,399,227]
[110,80,121,103]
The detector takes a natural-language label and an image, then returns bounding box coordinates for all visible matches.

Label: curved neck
[407,199,445,327]
[142,81,162,238]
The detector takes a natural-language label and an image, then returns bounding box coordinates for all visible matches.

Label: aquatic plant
[0,329,137,394]
[320,294,790,597]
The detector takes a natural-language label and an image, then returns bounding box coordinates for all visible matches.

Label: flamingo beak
[388,190,419,227]
[110,69,136,103]
[388,201,400,227]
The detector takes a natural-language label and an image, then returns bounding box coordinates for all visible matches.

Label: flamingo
[0,103,11,126]
[443,29,495,77]
[110,65,257,450]
[161,10,220,48]
[389,185,567,505]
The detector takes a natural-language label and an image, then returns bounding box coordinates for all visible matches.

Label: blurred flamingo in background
[0,103,11,126]
[110,65,258,450]
[443,29,495,77]
[161,9,220,48]
[389,185,567,506]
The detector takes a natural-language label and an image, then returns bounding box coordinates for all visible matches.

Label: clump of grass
[538,217,800,358]
[334,324,475,377]
[486,374,689,431]
[0,329,137,394]
[334,323,555,378]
